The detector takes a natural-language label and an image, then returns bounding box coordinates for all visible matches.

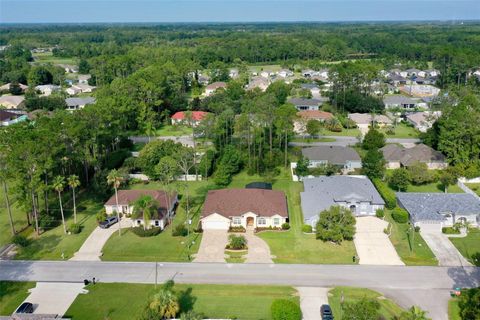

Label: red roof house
[171,111,210,127]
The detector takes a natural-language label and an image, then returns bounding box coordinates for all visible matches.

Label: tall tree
[67,175,81,223]
[53,176,67,234]
[131,195,158,231]
[107,169,123,236]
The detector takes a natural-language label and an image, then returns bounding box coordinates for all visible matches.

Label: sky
[0,0,479,23]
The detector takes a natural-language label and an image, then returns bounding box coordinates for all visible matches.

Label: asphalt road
[1,261,478,320]
[290,136,421,147]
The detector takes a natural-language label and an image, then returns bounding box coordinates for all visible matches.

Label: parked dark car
[320,304,333,319]
[15,302,34,313]
[99,216,119,229]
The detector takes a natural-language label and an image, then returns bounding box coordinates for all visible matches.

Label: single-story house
[65,97,96,111]
[78,74,91,84]
[300,83,321,97]
[205,82,227,96]
[294,110,334,134]
[200,188,288,230]
[387,74,408,86]
[66,84,96,95]
[381,143,447,169]
[406,111,441,133]
[277,69,294,78]
[104,189,178,229]
[383,95,425,109]
[171,111,210,127]
[301,176,385,228]
[396,193,480,231]
[301,146,362,173]
[0,110,27,126]
[399,85,440,98]
[57,64,78,73]
[0,83,28,92]
[288,97,322,111]
[246,77,270,91]
[35,84,61,96]
[348,113,392,128]
[0,95,25,109]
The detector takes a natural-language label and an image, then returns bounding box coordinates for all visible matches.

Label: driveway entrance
[354,217,404,265]
[194,229,228,263]
[420,229,471,267]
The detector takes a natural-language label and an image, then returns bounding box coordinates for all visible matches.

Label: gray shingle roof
[380,144,446,166]
[288,98,322,106]
[65,97,96,107]
[383,95,419,105]
[301,176,385,222]
[396,193,480,222]
[302,146,360,164]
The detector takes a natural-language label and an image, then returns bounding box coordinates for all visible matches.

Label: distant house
[0,95,26,109]
[387,74,408,86]
[287,98,323,111]
[294,110,334,134]
[246,77,270,91]
[397,193,480,231]
[205,82,227,96]
[200,188,288,230]
[0,83,28,93]
[301,146,362,173]
[405,68,422,77]
[300,83,321,97]
[66,84,96,95]
[198,75,210,86]
[104,189,178,229]
[277,69,294,78]
[35,84,61,96]
[260,70,275,78]
[348,113,392,129]
[0,110,27,126]
[57,64,78,73]
[406,111,441,133]
[381,144,447,170]
[399,85,440,98]
[65,97,96,111]
[300,176,385,228]
[383,95,425,110]
[78,74,91,85]
[171,111,210,127]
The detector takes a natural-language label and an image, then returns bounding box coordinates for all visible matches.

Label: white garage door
[202,220,230,230]
[417,221,442,233]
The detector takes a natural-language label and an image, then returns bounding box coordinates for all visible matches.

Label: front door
[246,217,254,227]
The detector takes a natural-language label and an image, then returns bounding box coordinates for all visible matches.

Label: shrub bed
[375,209,385,218]
[255,226,282,233]
[372,178,396,209]
[302,224,313,233]
[442,227,461,234]
[281,223,290,230]
[226,234,247,250]
[131,226,162,237]
[68,223,82,234]
[271,299,302,320]
[392,208,409,224]
[12,235,30,247]
[229,226,246,233]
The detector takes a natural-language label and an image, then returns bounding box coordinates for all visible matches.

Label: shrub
[271,299,302,320]
[68,223,82,234]
[392,208,409,224]
[226,234,247,250]
[316,206,356,243]
[229,226,246,233]
[414,226,421,232]
[372,179,396,209]
[96,209,107,223]
[131,226,162,237]
[302,224,313,233]
[12,235,30,247]
[375,209,385,218]
[172,224,188,237]
[194,224,203,233]
[442,227,460,234]
[39,213,57,229]
[471,252,480,267]
[281,223,290,230]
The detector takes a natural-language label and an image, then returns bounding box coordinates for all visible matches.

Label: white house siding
[426,162,448,170]
[132,217,166,230]
[201,213,231,230]
[385,161,401,169]
[230,212,286,229]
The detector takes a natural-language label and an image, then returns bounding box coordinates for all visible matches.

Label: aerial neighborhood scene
[0,1,480,320]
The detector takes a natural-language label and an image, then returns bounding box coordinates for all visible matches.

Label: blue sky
[1,0,479,23]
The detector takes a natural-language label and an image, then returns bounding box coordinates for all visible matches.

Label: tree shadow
[177,287,197,313]
[447,266,480,289]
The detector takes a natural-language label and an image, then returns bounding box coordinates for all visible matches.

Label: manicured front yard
[230,170,357,264]
[328,287,405,319]
[385,210,437,266]
[292,137,336,143]
[0,281,35,315]
[65,283,298,320]
[380,123,420,138]
[323,128,361,137]
[156,125,193,137]
[448,297,461,320]
[32,52,77,65]
[449,229,480,266]
[101,180,210,262]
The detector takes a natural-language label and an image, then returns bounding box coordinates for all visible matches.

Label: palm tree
[107,169,123,236]
[53,176,67,234]
[400,306,430,320]
[67,175,81,224]
[131,195,159,231]
[149,288,179,319]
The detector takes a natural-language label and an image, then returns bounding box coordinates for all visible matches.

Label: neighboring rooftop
[302,146,361,164]
[288,97,322,106]
[297,110,333,121]
[65,97,96,107]
[171,111,210,121]
[396,193,480,222]
[348,113,392,125]
[0,109,18,121]
[206,81,227,90]
[105,189,176,218]
[381,143,446,166]
[301,176,385,221]
[383,95,419,105]
[0,95,25,108]
[202,188,288,218]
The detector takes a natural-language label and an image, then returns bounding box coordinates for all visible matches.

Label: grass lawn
[14,192,104,260]
[449,229,480,265]
[229,170,357,264]
[381,123,420,138]
[448,298,461,320]
[156,125,193,137]
[385,210,437,266]
[323,128,361,137]
[292,137,336,143]
[65,282,298,320]
[225,250,247,263]
[328,287,405,319]
[407,183,463,193]
[465,183,480,196]
[0,181,29,247]
[32,52,77,65]
[0,281,35,315]
[101,180,211,262]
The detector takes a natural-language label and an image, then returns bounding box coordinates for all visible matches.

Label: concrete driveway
[193,229,228,263]
[244,230,273,264]
[354,217,404,265]
[420,230,471,267]
[296,287,330,320]
[70,217,131,261]
[21,282,87,316]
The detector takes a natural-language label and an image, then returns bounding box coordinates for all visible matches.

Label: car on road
[320,304,333,319]
[15,302,34,313]
[99,216,119,229]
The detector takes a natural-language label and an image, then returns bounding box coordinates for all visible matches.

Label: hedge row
[392,208,409,224]
[372,178,396,209]
[131,226,162,237]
